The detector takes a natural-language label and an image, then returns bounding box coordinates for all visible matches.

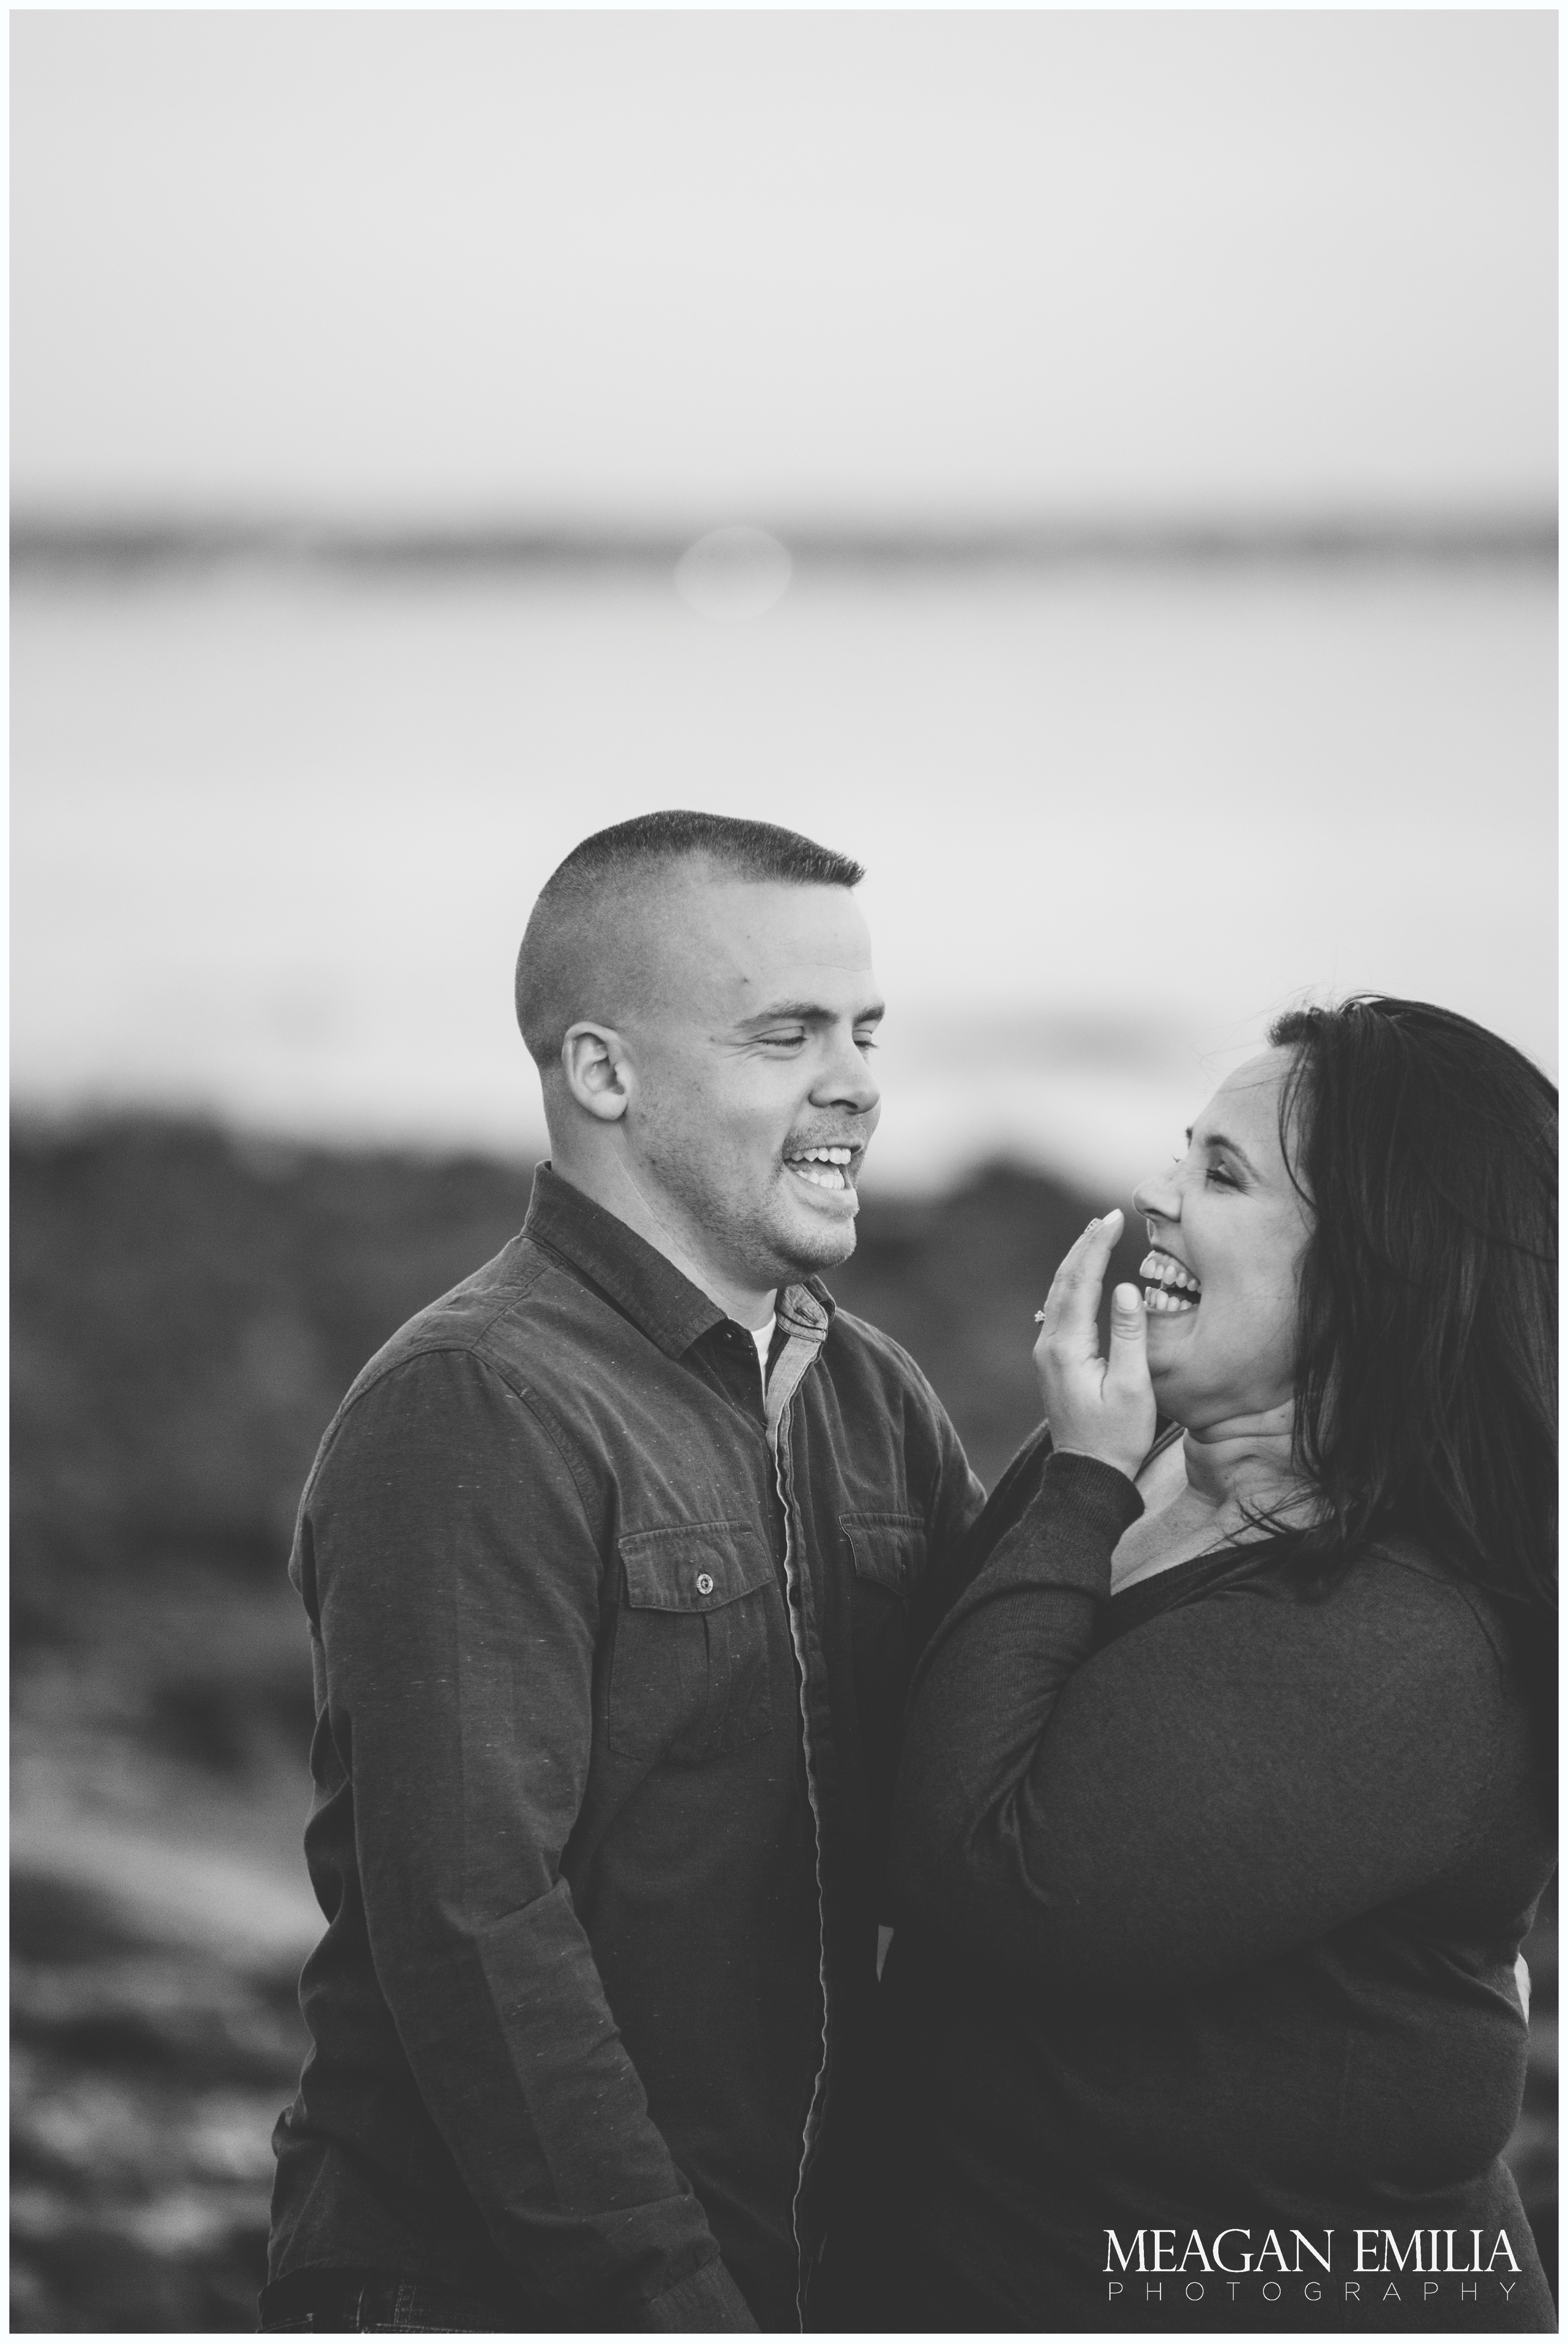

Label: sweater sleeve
[889,1451,1508,1998]
[909,1420,1050,1656]
[303,1348,756,2329]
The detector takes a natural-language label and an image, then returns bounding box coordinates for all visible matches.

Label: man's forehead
[645,872,874,984]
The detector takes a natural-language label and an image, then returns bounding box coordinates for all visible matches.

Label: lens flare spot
[673,526,792,622]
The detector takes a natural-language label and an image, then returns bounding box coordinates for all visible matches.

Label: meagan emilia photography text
[1103,2227,1527,2313]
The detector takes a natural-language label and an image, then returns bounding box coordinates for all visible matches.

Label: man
[262,811,984,2333]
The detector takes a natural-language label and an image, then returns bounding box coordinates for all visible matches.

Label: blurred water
[11,556,1556,1189]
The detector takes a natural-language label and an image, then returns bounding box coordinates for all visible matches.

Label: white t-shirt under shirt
[750,1315,776,1390]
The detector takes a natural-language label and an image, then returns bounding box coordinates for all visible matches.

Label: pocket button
[696,1572,715,1595]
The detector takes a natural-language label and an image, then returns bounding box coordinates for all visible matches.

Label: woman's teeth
[789,1146,853,1190]
[1139,1249,1201,1314]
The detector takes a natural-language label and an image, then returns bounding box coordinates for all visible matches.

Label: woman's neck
[1116,1402,1314,1595]
[1179,1401,1309,1527]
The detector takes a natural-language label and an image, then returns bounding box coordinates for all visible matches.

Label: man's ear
[560,1023,633,1122]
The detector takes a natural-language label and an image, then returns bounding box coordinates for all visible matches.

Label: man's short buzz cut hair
[514,810,866,1071]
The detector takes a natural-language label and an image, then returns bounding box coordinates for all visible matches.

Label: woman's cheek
[1260,1288,1300,1399]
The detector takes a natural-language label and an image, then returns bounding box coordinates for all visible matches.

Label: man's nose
[815,1028,881,1117]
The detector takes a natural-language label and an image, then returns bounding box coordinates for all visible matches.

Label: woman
[848,997,1555,2333]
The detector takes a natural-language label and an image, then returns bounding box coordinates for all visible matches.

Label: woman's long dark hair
[1267,998,1556,1695]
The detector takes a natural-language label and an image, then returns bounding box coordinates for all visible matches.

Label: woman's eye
[1205,1162,1238,1187]
[854,1034,879,1054]
[762,1032,806,1050]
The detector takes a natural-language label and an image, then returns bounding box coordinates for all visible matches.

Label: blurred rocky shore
[10,1117,1557,2330]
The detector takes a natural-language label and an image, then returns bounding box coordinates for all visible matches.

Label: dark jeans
[259,2278,521,2333]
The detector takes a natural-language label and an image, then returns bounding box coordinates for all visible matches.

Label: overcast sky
[12,9,1557,526]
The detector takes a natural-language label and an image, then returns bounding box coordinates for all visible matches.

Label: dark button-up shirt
[265,1165,983,2331]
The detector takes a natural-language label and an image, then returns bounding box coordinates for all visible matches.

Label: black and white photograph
[10,9,1557,2337]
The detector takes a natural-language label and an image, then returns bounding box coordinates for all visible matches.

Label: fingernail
[1113,1283,1142,1311]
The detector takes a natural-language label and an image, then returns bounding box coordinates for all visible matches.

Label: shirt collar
[523,1162,835,1360]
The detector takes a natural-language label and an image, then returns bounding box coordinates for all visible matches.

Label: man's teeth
[1139,1249,1201,1314]
[789,1145,853,1190]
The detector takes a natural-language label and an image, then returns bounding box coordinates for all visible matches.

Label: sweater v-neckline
[1103,1524,1292,1644]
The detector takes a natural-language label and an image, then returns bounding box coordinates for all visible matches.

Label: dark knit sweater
[844,1442,1554,2333]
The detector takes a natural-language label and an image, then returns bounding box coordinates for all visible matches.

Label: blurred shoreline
[10,1112,1558,2329]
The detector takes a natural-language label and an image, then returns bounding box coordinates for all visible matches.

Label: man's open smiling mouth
[785,1144,857,1192]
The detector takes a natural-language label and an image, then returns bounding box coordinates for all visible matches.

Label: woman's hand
[1033,1208,1157,1482]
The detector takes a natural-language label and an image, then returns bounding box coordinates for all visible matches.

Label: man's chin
[769,1191,861,1279]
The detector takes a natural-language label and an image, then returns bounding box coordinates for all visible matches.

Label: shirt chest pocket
[842,1511,924,1693]
[608,1521,776,1766]
[842,1512,925,1599]
[842,1512,925,1826]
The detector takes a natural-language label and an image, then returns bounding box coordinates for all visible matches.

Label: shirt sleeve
[302,1346,756,2330]
[890,1449,1507,1998]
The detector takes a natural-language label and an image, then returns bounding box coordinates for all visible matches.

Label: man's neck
[550,1151,777,1329]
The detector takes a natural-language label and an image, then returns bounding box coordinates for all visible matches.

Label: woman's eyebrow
[1188,1124,1259,1174]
